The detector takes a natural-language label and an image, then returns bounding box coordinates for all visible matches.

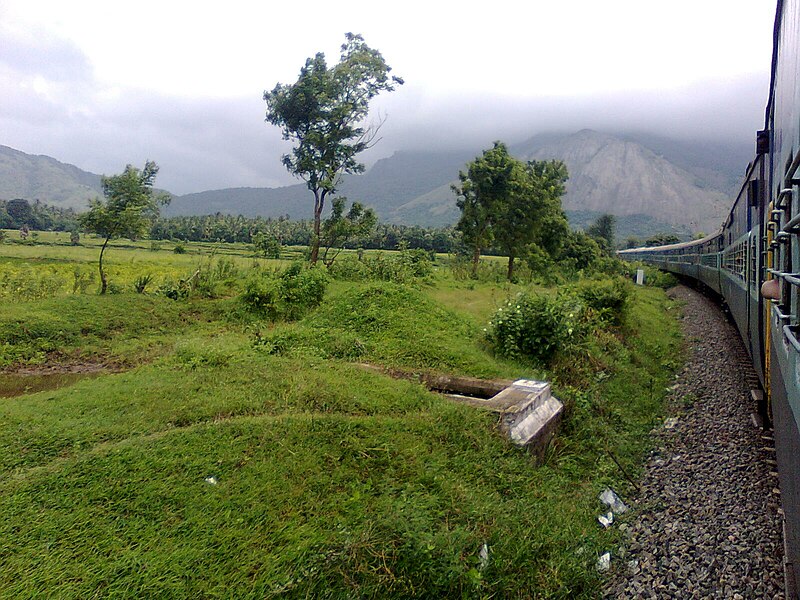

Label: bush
[567,276,632,325]
[157,279,190,301]
[625,263,678,289]
[328,249,433,283]
[193,258,239,298]
[486,291,589,364]
[173,243,186,254]
[240,262,328,321]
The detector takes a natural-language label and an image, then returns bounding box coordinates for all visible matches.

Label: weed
[133,273,154,293]
[240,262,328,321]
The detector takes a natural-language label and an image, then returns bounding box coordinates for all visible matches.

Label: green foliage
[567,276,632,325]
[626,263,678,289]
[79,161,169,293]
[173,243,186,254]
[486,291,589,365]
[453,143,568,280]
[328,248,433,283]
[133,274,154,294]
[252,231,281,259]
[0,234,686,597]
[240,263,328,321]
[0,294,193,367]
[0,267,66,301]
[192,257,239,298]
[487,274,634,366]
[557,230,602,272]
[585,213,616,253]
[452,142,513,274]
[645,233,681,247]
[264,33,402,263]
[256,282,515,378]
[320,197,376,266]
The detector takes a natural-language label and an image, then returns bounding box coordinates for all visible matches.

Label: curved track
[604,285,785,598]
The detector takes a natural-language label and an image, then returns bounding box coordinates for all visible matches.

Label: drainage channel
[356,364,564,460]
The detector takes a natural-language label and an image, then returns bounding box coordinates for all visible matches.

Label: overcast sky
[0,0,778,195]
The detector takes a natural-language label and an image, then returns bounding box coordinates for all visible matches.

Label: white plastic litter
[204,476,218,485]
[598,511,614,528]
[596,552,611,572]
[478,543,490,571]
[664,417,680,429]
[599,488,628,514]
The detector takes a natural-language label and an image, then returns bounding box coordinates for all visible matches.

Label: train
[618,0,800,589]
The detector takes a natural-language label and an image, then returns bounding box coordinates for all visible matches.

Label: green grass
[0,236,684,598]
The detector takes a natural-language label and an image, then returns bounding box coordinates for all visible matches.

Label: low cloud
[0,33,770,197]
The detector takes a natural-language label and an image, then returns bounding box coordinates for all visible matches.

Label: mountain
[510,129,732,234]
[0,145,102,209]
[1,130,747,238]
[163,150,472,222]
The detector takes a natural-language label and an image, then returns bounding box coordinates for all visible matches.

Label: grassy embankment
[0,235,682,598]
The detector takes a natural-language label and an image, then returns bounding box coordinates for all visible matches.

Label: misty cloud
[0,25,771,198]
[0,29,93,83]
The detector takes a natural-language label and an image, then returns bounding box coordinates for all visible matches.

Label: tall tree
[453,144,569,280]
[493,159,569,280]
[264,33,402,264]
[6,199,33,227]
[586,213,616,254]
[452,142,516,277]
[80,161,168,293]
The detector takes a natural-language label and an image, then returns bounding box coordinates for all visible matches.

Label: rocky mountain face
[0,130,748,238]
[513,130,733,234]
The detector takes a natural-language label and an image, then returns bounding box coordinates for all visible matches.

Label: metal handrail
[773,302,795,322]
[784,325,800,353]
[785,152,800,186]
[778,188,793,208]
[783,212,800,232]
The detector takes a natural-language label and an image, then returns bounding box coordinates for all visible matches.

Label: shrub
[252,232,281,259]
[240,263,328,321]
[193,258,239,298]
[133,274,153,294]
[173,243,186,254]
[567,276,632,325]
[486,291,589,365]
[157,279,190,301]
[329,249,433,283]
[626,263,678,289]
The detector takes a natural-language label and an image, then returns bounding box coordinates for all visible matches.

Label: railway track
[604,284,785,598]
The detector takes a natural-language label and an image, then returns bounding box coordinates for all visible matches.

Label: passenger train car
[620,0,800,588]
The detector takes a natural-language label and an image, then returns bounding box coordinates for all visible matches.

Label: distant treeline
[0,200,459,253]
[0,199,80,231]
[151,214,458,253]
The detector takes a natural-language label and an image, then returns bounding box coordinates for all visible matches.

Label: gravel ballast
[604,284,785,599]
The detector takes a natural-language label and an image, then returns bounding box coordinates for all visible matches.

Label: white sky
[0,0,779,194]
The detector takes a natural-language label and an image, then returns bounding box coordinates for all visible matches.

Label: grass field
[0,234,683,598]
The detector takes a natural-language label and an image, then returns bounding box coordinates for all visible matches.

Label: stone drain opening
[357,364,564,460]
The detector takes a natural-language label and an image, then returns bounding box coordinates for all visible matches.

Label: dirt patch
[0,361,127,398]
[4,359,126,376]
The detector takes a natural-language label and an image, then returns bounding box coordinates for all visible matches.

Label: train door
[748,163,766,383]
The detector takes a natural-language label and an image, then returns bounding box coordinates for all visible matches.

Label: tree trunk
[99,236,110,294]
[471,244,480,278]
[310,189,324,265]
[507,254,515,281]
